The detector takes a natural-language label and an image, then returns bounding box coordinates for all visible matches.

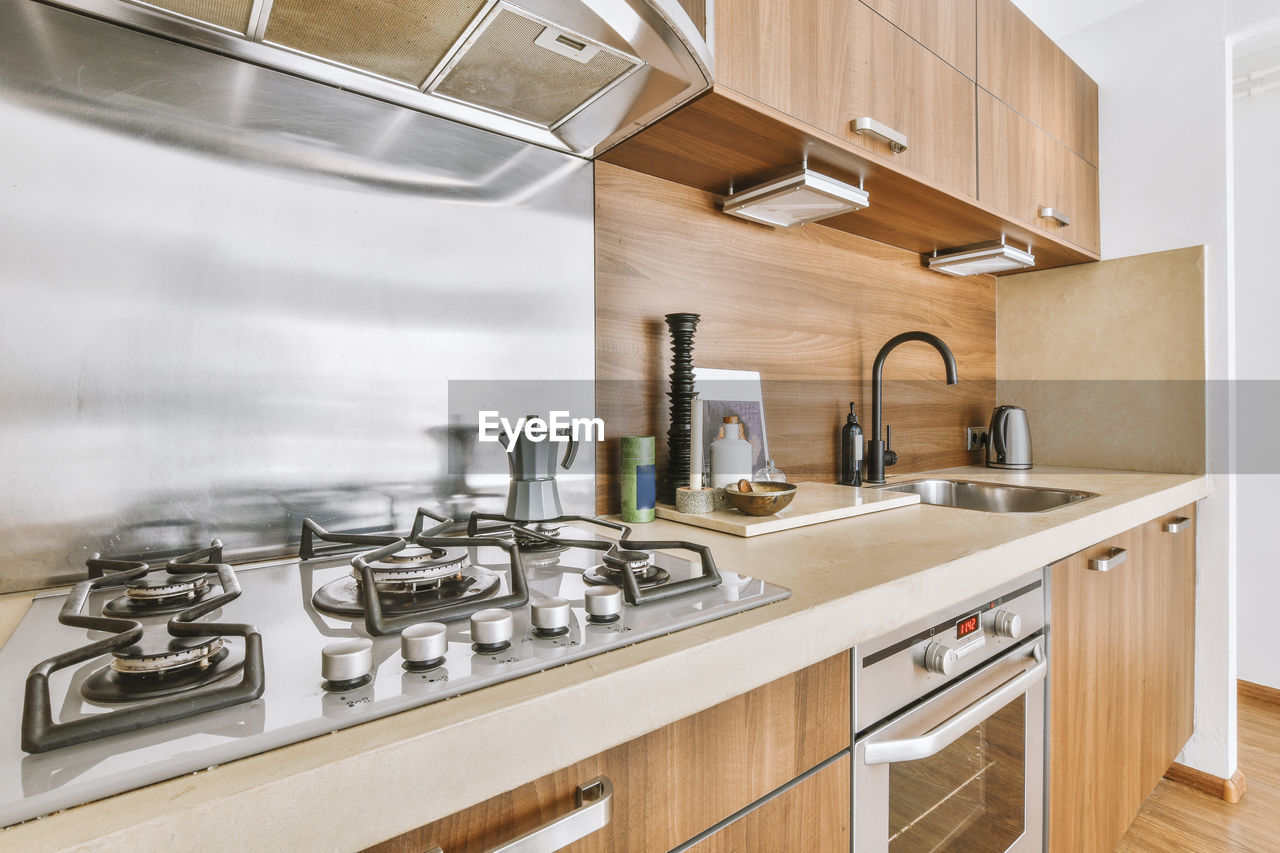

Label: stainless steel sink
[878,478,1097,513]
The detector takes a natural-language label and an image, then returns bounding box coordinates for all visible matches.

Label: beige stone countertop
[0,466,1207,851]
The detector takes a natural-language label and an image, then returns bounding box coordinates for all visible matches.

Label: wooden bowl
[723,481,798,516]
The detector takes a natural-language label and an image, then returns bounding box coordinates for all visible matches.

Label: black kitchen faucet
[865,331,959,484]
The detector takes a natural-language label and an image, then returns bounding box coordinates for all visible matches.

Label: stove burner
[83,638,246,704]
[300,509,530,636]
[112,633,225,674]
[584,549,670,589]
[357,547,472,587]
[583,562,671,590]
[503,520,722,606]
[586,549,671,588]
[512,523,566,553]
[604,550,654,572]
[376,546,450,565]
[312,565,502,618]
[102,573,220,617]
[21,541,265,754]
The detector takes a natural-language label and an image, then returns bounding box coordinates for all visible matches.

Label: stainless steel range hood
[32,0,711,157]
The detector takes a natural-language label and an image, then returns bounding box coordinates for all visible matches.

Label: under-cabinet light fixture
[721,169,870,228]
[925,242,1036,276]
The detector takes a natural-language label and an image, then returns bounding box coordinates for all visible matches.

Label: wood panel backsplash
[594,162,996,514]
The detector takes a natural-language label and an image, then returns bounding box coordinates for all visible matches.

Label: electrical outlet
[966,426,988,451]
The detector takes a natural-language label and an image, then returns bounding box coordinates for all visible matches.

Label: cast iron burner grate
[509,522,723,606]
[21,541,265,754]
[300,508,528,636]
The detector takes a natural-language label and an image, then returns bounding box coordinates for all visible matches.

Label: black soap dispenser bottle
[839,402,864,486]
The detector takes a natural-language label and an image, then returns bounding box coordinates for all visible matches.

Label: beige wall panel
[996,246,1205,473]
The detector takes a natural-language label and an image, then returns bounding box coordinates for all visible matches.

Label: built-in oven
[852,569,1047,852]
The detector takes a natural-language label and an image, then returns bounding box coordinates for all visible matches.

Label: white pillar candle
[689,396,703,491]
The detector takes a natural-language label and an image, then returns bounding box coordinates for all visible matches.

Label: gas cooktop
[0,509,788,826]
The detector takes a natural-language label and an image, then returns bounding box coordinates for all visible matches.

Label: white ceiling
[1010,0,1151,42]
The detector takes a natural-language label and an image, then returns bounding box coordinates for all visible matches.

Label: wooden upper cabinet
[714,0,856,138]
[977,0,1099,165]
[848,2,977,198]
[861,0,977,78]
[715,0,977,199]
[978,91,1100,254]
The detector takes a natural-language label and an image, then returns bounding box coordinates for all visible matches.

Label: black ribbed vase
[662,312,700,504]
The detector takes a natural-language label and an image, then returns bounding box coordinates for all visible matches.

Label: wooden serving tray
[655,482,920,537]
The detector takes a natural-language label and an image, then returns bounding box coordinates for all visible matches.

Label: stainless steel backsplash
[0,2,595,592]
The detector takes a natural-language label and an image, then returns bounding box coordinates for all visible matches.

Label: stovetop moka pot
[499,414,579,521]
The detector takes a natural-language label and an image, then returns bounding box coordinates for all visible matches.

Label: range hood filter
[38,0,707,157]
[429,4,642,128]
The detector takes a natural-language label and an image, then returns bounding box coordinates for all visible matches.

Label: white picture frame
[692,368,770,477]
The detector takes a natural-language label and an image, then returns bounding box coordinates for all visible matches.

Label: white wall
[1012,0,1240,779]
[1233,38,1280,690]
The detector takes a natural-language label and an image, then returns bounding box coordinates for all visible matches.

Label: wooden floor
[1117,695,1280,851]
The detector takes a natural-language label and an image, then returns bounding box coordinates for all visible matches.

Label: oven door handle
[864,638,1046,766]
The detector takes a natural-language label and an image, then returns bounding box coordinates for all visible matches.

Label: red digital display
[956,613,981,639]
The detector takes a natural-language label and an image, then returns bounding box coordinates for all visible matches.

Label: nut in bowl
[723,481,798,516]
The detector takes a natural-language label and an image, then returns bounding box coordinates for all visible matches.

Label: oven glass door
[854,636,1046,853]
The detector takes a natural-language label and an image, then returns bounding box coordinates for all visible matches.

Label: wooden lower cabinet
[367,652,850,852]
[684,754,850,852]
[1048,504,1197,852]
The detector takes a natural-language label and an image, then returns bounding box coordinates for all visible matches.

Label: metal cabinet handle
[1162,516,1191,534]
[851,117,908,153]
[428,776,613,853]
[864,640,1046,765]
[1088,546,1128,572]
[1039,206,1071,226]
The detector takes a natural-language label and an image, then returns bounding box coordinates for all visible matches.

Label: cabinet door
[683,754,851,852]
[978,91,1100,254]
[714,0,855,138]
[849,1,978,198]
[1048,507,1197,853]
[1049,526,1147,853]
[976,0,1098,165]
[1137,505,1196,793]
[860,0,977,79]
[365,653,850,853]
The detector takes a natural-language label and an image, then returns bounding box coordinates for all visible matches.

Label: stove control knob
[923,640,958,676]
[322,638,374,690]
[584,586,623,624]
[531,596,572,637]
[401,622,448,671]
[993,610,1022,640]
[470,608,514,652]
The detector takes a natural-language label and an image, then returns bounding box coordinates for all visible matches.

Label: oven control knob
[401,622,448,671]
[470,608,514,652]
[531,596,572,637]
[923,640,958,676]
[322,638,374,690]
[584,586,623,624]
[993,609,1022,640]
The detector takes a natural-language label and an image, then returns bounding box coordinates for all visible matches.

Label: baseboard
[1238,678,1280,705]
[1164,763,1247,804]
